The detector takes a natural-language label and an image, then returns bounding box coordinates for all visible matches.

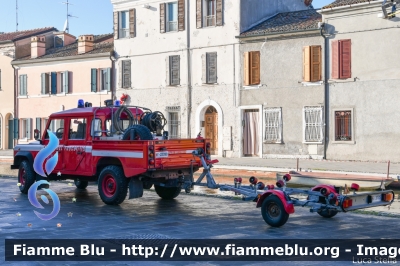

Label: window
[49,71,69,94]
[168,112,180,139]
[303,106,323,143]
[196,0,223,28]
[120,60,131,89]
[243,51,260,86]
[91,68,111,92]
[0,117,2,148]
[69,118,87,140]
[19,74,27,96]
[263,108,282,143]
[54,36,64,48]
[160,1,185,33]
[46,119,64,139]
[335,110,352,141]
[41,73,49,94]
[303,45,321,82]
[168,55,180,85]
[20,118,31,139]
[203,52,217,84]
[35,117,41,136]
[331,39,351,79]
[119,11,129,38]
[167,2,178,32]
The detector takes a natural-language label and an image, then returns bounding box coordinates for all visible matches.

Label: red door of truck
[63,118,89,174]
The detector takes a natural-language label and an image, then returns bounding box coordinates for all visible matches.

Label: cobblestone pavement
[1,176,399,266]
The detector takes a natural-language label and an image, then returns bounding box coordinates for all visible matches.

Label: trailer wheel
[317,209,338,218]
[74,179,89,189]
[154,185,181,200]
[98,166,128,205]
[18,160,36,194]
[261,195,289,227]
[122,125,153,140]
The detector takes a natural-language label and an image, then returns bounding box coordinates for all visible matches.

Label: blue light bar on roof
[114,100,121,107]
[78,99,85,108]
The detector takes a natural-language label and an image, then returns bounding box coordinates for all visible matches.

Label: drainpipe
[109,52,116,102]
[12,64,18,147]
[186,0,192,138]
[320,25,328,160]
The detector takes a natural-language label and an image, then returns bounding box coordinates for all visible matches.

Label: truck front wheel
[18,160,36,194]
[154,185,181,200]
[98,166,128,205]
[74,179,89,189]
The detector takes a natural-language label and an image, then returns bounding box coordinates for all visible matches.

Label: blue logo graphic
[33,130,59,177]
[30,130,61,220]
[28,180,61,220]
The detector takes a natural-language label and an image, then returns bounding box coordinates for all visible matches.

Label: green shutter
[27,118,31,139]
[13,118,19,139]
[51,72,57,94]
[106,68,111,91]
[91,68,97,92]
[41,73,46,94]
[63,71,69,93]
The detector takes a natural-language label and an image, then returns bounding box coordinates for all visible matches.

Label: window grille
[264,108,282,143]
[168,112,180,139]
[303,106,323,143]
[335,111,352,141]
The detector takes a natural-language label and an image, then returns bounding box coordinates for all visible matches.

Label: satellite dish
[63,19,68,32]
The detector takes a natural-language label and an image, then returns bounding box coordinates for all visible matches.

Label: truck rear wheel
[18,160,36,194]
[98,166,128,205]
[261,195,289,227]
[74,179,89,189]
[317,209,338,218]
[154,185,181,200]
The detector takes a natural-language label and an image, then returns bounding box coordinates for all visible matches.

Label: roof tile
[322,0,379,9]
[0,27,56,42]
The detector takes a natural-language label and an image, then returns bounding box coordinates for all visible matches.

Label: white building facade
[110,0,310,157]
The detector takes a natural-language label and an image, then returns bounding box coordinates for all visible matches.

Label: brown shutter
[340,39,351,79]
[160,3,166,33]
[250,51,260,85]
[123,60,131,88]
[243,52,249,86]
[303,46,311,82]
[166,56,170,85]
[216,0,223,26]
[113,12,119,39]
[129,9,135,38]
[207,52,217,83]
[331,40,339,79]
[202,54,206,83]
[118,60,122,88]
[196,0,202,28]
[310,45,321,82]
[178,0,185,31]
[170,55,180,85]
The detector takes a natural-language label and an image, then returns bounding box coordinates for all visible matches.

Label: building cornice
[236,28,321,41]
[11,52,112,66]
[318,0,383,14]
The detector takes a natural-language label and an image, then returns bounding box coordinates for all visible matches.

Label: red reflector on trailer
[383,193,393,202]
[342,198,353,208]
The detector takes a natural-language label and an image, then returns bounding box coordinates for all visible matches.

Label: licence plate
[156,151,169,158]
[371,194,382,203]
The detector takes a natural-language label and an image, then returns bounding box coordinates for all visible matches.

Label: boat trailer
[188,151,395,227]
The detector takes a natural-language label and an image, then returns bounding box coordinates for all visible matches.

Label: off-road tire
[98,166,128,205]
[317,209,338,218]
[74,179,89,189]
[18,160,36,194]
[154,185,181,200]
[261,195,289,227]
[122,125,153,140]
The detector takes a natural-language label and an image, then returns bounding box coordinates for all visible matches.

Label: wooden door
[205,106,218,155]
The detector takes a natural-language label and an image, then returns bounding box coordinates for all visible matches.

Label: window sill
[328,78,355,83]
[301,81,323,86]
[98,90,110,95]
[263,141,282,144]
[202,83,219,86]
[303,141,323,144]
[332,140,355,145]
[18,95,28,99]
[56,93,67,97]
[242,85,262,90]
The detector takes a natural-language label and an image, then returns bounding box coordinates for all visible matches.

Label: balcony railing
[119,28,129,38]
[167,21,178,32]
[205,15,216,27]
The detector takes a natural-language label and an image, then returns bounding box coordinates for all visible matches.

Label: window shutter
[91,68,97,92]
[170,55,180,86]
[207,52,217,83]
[303,46,311,82]
[41,73,46,94]
[250,51,260,85]
[340,39,351,79]
[106,68,111,91]
[118,61,122,88]
[63,71,69,93]
[51,72,57,94]
[19,75,23,95]
[113,12,119,39]
[243,52,250,86]
[160,3,166,33]
[166,56,170,85]
[310,46,321,82]
[216,0,223,26]
[24,75,27,95]
[13,118,19,139]
[129,9,135,38]
[36,117,41,132]
[331,40,339,79]
[27,118,31,139]
[123,60,131,88]
[196,0,202,28]
[178,0,185,31]
[201,54,206,83]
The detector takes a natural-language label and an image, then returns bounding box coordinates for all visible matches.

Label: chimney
[31,36,46,59]
[78,35,94,54]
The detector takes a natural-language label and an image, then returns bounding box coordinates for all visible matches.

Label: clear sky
[0,0,334,36]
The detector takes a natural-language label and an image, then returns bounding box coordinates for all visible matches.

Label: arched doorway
[205,106,218,155]
[5,113,14,149]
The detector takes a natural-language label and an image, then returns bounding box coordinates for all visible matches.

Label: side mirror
[34,129,40,140]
